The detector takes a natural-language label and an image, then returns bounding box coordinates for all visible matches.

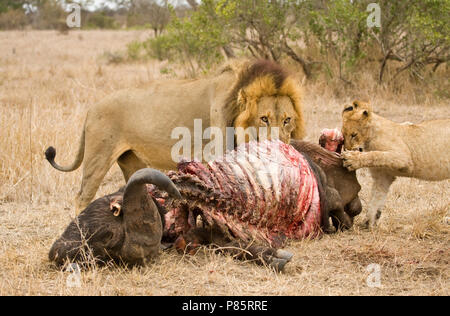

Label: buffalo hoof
[269,258,289,272]
[275,249,294,262]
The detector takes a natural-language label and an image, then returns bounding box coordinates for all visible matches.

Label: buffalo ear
[319,134,326,148]
[110,200,122,217]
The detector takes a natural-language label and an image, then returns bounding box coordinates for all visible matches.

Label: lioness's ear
[358,109,371,121]
[343,106,354,113]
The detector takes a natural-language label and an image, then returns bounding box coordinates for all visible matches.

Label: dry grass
[0,30,449,296]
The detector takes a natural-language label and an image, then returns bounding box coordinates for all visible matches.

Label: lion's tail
[45,127,85,173]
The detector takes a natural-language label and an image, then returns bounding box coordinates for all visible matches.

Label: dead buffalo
[291,139,362,231]
[50,139,361,272]
[49,169,182,266]
[155,140,362,266]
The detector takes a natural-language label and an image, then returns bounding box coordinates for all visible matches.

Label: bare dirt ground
[0,30,448,296]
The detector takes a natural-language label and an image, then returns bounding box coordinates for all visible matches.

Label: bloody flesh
[151,140,322,249]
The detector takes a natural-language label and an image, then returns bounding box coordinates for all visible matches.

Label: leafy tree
[0,1,26,14]
[307,0,372,84]
[0,2,28,30]
[144,1,227,75]
[127,0,171,36]
[369,0,450,83]
[208,0,315,76]
[145,0,315,77]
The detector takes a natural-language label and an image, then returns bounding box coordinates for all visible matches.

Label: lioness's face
[342,101,372,151]
[246,95,298,144]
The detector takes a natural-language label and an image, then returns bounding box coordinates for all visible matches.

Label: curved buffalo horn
[119,169,181,264]
[125,168,182,200]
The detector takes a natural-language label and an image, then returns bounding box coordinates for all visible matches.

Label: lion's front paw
[342,151,363,171]
[360,218,378,230]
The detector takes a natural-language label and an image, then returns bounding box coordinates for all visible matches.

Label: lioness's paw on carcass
[342,151,363,171]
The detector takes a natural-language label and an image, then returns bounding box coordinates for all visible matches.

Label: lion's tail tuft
[45,146,56,162]
[44,128,85,172]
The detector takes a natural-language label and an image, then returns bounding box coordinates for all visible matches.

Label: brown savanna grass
[0,30,449,296]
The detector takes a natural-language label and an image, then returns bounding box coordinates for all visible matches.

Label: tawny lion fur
[46,59,305,214]
[341,100,450,228]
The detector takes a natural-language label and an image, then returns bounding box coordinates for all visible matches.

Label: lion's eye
[351,133,358,139]
[261,116,269,124]
[284,118,291,125]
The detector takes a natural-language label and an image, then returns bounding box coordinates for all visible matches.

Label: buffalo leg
[325,187,353,231]
[220,241,293,272]
[345,197,363,218]
[173,226,293,272]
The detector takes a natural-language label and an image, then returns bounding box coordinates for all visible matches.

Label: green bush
[0,9,28,30]
[144,1,227,75]
[84,12,118,30]
[139,0,449,85]
[0,0,25,14]
[143,35,172,61]
[307,0,371,83]
[127,41,144,61]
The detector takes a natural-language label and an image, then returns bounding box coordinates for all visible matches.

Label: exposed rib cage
[152,140,321,249]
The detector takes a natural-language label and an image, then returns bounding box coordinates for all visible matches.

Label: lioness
[341,100,450,228]
[45,60,305,214]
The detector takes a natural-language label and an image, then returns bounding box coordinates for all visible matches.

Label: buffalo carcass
[49,139,361,271]
[49,169,182,266]
[153,139,361,268]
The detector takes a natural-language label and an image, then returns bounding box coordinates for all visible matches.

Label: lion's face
[342,101,372,152]
[232,74,304,146]
[244,95,298,144]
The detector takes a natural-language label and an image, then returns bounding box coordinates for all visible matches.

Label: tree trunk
[282,42,312,79]
[222,45,235,59]
[186,0,198,10]
[378,51,391,84]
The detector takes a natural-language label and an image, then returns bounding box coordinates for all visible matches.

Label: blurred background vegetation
[0,0,448,97]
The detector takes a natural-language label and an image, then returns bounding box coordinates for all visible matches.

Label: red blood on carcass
[151,140,322,249]
[320,128,344,153]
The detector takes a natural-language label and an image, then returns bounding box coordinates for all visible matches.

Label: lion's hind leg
[75,140,130,215]
[117,151,147,182]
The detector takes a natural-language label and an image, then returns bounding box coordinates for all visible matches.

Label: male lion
[341,100,450,228]
[46,60,305,214]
